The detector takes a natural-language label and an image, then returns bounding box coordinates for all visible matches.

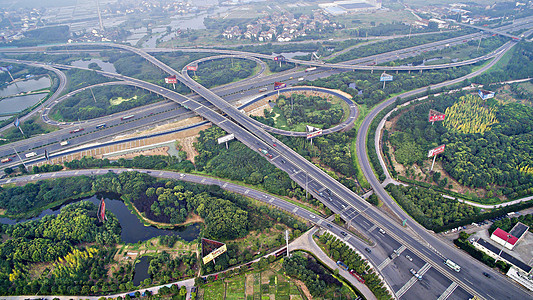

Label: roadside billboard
[202,244,227,264]
[165,76,177,84]
[380,73,393,82]
[274,81,286,90]
[428,144,445,157]
[428,109,445,122]
[186,65,198,71]
[217,134,235,144]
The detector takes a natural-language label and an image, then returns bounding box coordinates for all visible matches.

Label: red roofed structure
[491,228,519,250]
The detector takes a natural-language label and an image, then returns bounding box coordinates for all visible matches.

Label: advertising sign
[428,109,445,122]
[165,76,177,84]
[274,81,286,90]
[306,130,323,139]
[202,244,227,264]
[428,144,445,157]
[274,55,286,62]
[380,74,393,82]
[217,134,235,144]
[186,65,198,71]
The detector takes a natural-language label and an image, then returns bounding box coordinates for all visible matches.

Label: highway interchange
[1,18,533,300]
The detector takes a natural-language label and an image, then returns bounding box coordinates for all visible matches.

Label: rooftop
[492,228,519,245]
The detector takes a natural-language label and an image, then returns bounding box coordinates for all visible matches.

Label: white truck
[25,152,37,158]
[60,141,69,146]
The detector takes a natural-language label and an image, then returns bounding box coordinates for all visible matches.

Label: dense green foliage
[51,85,164,121]
[443,95,498,134]
[276,128,364,194]
[283,253,342,297]
[0,201,122,295]
[475,41,533,84]
[192,58,256,88]
[328,30,470,63]
[63,155,194,172]
[0,117,54,143]
[194,127,294,196]
[386,185,480,229]
[148,251,197,284]
[63,68,113,94]
[389,92,533,199]
[318,233,393,300]
[300,67,471,107]
[5,25,69,47]
[0,176,94,217]
[255,94,344,130]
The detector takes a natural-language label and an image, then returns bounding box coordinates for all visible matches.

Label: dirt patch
[181,135,200,163]
[245,274,254,297]
[114,116,205,140]
[107,146,170,160]
[292,279,313,300]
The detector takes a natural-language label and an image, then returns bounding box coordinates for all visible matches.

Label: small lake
[0,194,201,244]
[132,256,153,286]
[0,93,46,114]
[71,58,117,74]
[0,77,50,98]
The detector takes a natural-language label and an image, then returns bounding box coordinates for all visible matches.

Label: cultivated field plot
[200,268,304,300]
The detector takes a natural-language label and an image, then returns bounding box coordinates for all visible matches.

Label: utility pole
[285,230,290,257]
[90,87,97,103]
[13,148,27,171]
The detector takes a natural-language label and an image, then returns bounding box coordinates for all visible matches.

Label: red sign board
[186,65,198,71]
[428,144,445,158]
[165,76,177,84]
[428,109,445,122]
[306,129,323,139]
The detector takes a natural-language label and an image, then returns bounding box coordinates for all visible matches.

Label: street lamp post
[496,234,512,262]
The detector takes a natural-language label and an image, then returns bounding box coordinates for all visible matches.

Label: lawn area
[203,281,225,300]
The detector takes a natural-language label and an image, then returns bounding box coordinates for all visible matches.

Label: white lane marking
[377,258,391,271]
[396,276,418,299]
[436,282,458,300]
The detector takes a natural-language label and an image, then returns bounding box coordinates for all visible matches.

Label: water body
[0,93,46,114]
[0,77,50,98]
[0,195,201,244]
[71,58,117,73]
[132,256,153,286]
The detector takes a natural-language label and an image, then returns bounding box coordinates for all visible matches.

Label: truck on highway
[69,128,84,134]
[444,259,461,272]
[60,141,69,146]
[25,152,37,158]
[1,158,12,163]
[349,270,365,283]
[258,148,273,159]
[337,261,349,271]
[121,114,134,121]
[259,87,268,92]
[305,67,317,72]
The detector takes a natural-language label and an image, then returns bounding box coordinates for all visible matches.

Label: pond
[71,58,117,73]
[132,256,153,286]
[0,77,50,98]
[0,194,201,244]
[0,93,47,114]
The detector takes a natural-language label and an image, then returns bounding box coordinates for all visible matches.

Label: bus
[444,259,461,272]
[121,115,134,121]
[305,67,317,72]
[336,261,348,271]
[96,123,106,129]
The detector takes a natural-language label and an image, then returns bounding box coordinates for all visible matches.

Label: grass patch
[110,95,138,106]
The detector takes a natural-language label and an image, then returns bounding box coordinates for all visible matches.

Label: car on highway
[379,228,386,234]
[365,248,372,253]
[326,224,332,228]
[483,272,491,278]
[406,255,413,261]
[341,231,347,236]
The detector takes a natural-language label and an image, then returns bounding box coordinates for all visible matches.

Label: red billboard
[274,81,286,90]
[428,109,445,122]
[186,65,198,71]
[165,76,177,84]
[428,144,445,158]
[306,129,323,139]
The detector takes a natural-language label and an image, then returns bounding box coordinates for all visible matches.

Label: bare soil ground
[108,146,170,160]
[181,135,200,163]
[113,117,205,141]
[293,279,312,300]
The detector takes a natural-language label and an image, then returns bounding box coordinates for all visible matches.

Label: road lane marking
[368,224,378,232]
[377,258,391,271]
[437,282,458,300]
[395,276,418,299]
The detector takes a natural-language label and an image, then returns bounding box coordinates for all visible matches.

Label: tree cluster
[148,251,197,284]
[282,253,341,297]
[193,58,256,88]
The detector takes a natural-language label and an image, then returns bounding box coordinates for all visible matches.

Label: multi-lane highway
[1,18,533,299]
